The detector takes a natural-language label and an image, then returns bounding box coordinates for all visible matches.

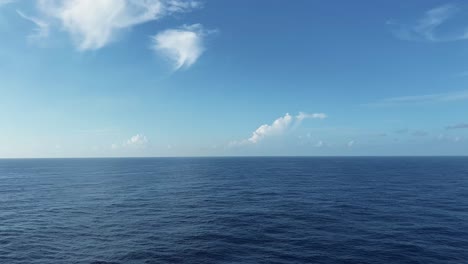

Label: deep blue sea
[1,157,468,264]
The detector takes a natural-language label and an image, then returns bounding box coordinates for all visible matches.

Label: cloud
[248,113,294,144]
[0,0,14,6]
[17,10,49,40]
[347,140,355,147]
[367,90,468,106]
[438,134,464,142]
[446,123,468,130]
[112,134,149,149]
[34,0,200,50]
[152,24,212,70]
[125,134,148,147]
[388,4,468,42]
[296,112,327,122]
[232,112,327,145]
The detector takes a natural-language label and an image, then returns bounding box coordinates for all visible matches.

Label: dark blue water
[1,157,468,263]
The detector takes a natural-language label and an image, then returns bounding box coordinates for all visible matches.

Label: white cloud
[125,134,148,147]
[17,10,49,40]
[232,112,327,145]
[152,24,211,70]
[347,140,355,147]
[296,112,327,122]
[34,0,200,50]
[388,4,468,42]
[367,90,468,106]
[112,134,149,150]
[248,113,293,144]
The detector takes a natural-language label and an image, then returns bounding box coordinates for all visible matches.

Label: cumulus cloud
[125,134,148,147]
[112,134,149,149]
[17,10,49,40]
[232,112,327,145]
[152,24,212,70]
[388,4,468,42]
[30,0,200,50]
[248,113,294,144]
[446,123,468,130]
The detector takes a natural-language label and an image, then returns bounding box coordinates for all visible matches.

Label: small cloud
[437,134,463,142]
[124,134,149,147]
[152,24,213,70]
[347,140,355,147]
[316,140,324,147]
[112,134,149,150]
[296,112,327,122]
[388,4,468,42]
[231,112,327,146]
[248,113,294,144]
[17,10,49,41]
[446,123,468,130]
[367,90,468,106]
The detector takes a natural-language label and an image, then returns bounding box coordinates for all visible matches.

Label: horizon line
[1,155,467,160]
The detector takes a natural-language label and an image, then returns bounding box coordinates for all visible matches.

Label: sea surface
[1,157,467,264]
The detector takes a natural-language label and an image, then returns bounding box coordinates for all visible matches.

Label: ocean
[0,157,467,263]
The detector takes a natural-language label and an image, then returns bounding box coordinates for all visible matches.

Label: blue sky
[1,0,468,157]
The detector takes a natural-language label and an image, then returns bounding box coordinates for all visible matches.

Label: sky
[1,0,468,158]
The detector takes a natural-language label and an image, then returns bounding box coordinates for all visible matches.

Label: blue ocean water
[0,157,467,264]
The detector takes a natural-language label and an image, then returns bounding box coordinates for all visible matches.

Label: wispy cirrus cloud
[16,10,49,40]
[367,90,468,106]
[152,24,213,70]
[446,123,468,130]
[231,112,327,145]
[26,0,200,50]
[388,4,468,42]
